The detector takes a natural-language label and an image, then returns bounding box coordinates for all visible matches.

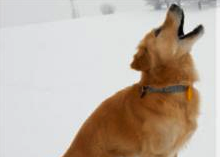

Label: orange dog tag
[186,86,193,101]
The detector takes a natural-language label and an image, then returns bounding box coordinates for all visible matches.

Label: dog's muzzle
[168,4,204,40]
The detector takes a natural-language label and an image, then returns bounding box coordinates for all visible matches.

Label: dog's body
[62,4,204,157]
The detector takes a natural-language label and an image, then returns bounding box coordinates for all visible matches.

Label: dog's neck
[139,69,197,88]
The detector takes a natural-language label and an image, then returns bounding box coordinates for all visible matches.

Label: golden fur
[62,5,204,157]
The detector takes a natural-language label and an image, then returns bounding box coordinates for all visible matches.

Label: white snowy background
[0,0,147,28]
[0,1,216,157]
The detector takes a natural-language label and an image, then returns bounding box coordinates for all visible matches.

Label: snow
[0,8,216,157]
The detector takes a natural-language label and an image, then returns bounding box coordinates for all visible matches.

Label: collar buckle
[140,85,150,98]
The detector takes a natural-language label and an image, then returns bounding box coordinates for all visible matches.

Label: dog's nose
[169,4,182,14]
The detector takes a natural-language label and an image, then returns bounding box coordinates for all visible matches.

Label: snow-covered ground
[0,8,216,157]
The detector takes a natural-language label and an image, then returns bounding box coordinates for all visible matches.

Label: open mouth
[178,11,184,38]
[177,8,203,40]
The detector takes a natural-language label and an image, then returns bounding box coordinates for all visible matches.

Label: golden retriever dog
[62,4,204,157]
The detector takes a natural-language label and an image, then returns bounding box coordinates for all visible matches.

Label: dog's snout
[169,4,181,12]
[169,4,183,15]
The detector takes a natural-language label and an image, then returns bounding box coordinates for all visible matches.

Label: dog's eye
[155,28,162,37]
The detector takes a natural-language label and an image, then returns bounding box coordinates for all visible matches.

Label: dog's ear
[130,48,150,71]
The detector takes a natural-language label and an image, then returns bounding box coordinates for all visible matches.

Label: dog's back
[63,83,199,157]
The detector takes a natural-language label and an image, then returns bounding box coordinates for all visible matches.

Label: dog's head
[131,4,204,86]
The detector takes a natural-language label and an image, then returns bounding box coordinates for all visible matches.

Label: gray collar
[140,85,188,98]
